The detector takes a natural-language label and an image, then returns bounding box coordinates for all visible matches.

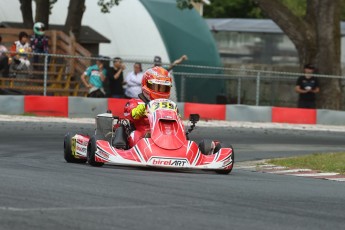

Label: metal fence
[1,52,345,110]
[175,65,345,109]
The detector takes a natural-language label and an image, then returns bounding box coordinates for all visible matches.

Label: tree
[256,0,342,110]
[19,0,34,28]
[64,0,86,39]
[35,0,50,29]
[19,0,57,30]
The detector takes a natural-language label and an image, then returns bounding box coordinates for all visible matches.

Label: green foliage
[202,0,307,19]
[176,0,202,10]
[202,0,264,18]
[97,0,121,13]
[280,0,306,18]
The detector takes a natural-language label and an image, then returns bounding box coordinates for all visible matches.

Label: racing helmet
[33,22,45,36]
[142,66,172,100]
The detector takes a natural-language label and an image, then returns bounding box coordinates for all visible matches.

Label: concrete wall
[0,96,24,115]
[226,105,271,122]
[68,97,108,118]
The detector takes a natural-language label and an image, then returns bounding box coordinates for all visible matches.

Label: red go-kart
[64,97,234,174]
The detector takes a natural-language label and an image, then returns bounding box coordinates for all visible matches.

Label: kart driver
[123,66,172,147]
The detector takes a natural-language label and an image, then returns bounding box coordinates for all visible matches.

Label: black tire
[198,139,214,155]
[215,144,234,175]
[64,133,87,163]
[87,136,104,167]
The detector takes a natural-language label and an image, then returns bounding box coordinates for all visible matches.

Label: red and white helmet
[142,66,172,100]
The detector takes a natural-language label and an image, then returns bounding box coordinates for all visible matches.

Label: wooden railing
[0,28,91,96]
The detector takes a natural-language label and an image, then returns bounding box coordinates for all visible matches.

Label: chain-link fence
[175,65,345,110]
[1,52,345,110]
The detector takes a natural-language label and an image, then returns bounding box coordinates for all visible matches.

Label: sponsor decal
[76,144,87,154]
[150,157,188,167]
[97,149,109,160]
[77,139,88,145]
[222,154,233,167]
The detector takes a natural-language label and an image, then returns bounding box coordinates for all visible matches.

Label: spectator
[10,31,31,71]
[107,57,125,98]
[153,54,188,71]
[0,35,10,77]
[30,22,49,72]
[124,62,143,99]
[81,58,107,98]
[295,64,320,109]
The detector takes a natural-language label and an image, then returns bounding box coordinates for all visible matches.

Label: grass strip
[267,152,345,174]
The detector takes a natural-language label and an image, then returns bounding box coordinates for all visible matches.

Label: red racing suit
[124,98,150,147]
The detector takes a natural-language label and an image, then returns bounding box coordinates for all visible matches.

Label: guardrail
[1,53,345,110]
[0,95,344,126]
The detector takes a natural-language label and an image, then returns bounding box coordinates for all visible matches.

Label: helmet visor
[147,81,171,93]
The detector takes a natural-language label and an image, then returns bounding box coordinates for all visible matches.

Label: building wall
[212,31,299,66]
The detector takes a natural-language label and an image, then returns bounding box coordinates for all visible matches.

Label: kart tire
[215,144,234,175]
[198,139,214,155]
[64,133,87,163]
[87,136,104,167]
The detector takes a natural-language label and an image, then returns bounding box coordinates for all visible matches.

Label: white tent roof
[0,0,170,62]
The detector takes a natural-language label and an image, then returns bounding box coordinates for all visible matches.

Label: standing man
[107,57,125,98]
[295,64,320,108]
[124,62,143,99]
[81,58,107,98]
[153,54,188,71]
[30,22,49,73]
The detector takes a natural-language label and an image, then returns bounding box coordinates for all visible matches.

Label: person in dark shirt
[0,35,10,77]
[106,57,125,98]
[30,22,49,74]
[295,64,320,109]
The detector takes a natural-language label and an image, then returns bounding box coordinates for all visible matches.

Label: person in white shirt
[124,62,144,99]
[10,31,31,70]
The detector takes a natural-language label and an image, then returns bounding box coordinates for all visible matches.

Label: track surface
[0,120,345,230]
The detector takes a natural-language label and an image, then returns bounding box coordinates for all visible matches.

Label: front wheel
[215,144,234,175]
[64,133,87,163]
[198,139,215,155]
[87,136,104,167]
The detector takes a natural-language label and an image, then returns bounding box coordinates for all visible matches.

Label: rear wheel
[215,144,234,175]
[64,133,87,163]
[87,136,104,167]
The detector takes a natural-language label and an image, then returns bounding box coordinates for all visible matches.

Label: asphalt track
[0,120,345,230]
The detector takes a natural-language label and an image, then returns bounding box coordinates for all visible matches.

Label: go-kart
[64,95,234,174]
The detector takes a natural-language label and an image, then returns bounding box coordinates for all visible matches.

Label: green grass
[267,152,345,174]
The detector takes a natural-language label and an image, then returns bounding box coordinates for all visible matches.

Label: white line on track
[0,203,215,212]
[269,169,313,174]
[327,178,345,182]
[292,173,339,177]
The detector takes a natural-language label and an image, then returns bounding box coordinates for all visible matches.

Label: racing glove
[131,103,146,119]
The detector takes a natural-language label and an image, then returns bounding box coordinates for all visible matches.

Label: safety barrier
[1,95,345,125]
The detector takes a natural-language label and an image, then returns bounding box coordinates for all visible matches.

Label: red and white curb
[236,162,345,182]
[258,164,345,182]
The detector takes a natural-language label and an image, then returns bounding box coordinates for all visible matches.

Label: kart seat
[112,125,127,149]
